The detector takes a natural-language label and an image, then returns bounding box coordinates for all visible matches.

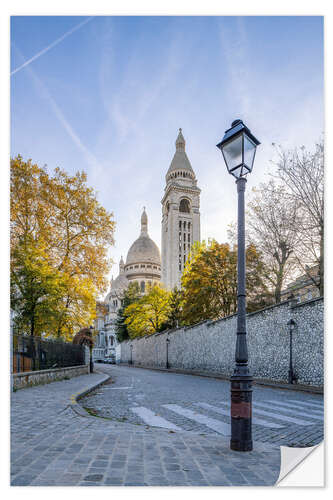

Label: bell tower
[161,129,201,289]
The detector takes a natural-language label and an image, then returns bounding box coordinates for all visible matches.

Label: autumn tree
[114,282,141,342]
[10,237,67,336]
[10,156,115,338]
[124,285,171,338]
[181,240,268,325]
[246,180,301,303]
[158,287,184,331]
[273,141,324,295]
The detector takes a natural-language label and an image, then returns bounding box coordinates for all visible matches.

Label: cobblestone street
[10,365,323,486]
[82,365,324,448]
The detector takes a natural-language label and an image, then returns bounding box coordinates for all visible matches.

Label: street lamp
[217,119,260,452]
[166,337,170,369]
[89,325,94,374]
[287,319,296,384]
[130,343,133,365]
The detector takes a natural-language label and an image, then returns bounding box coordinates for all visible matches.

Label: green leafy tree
[114,282,140,342]
[158,287,184,331]
[124,285,171,338]
[10,237,67,336]
[10,155,115,338]
[181,240,268,325]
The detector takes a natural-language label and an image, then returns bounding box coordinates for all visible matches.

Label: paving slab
[11,367,282,486]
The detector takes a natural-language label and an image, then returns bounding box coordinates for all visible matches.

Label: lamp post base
[230,368,253,452]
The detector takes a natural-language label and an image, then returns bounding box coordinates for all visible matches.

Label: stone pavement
[82,365,324,449]
[11,369,281,486]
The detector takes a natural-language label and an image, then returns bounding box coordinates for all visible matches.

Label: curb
[120,364,323,395]
[69,372,111,417]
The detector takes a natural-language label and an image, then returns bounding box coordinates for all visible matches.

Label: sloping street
[11,365,323,486]
[81,365,324,448]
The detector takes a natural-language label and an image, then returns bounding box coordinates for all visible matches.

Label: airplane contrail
[11,16,94,76]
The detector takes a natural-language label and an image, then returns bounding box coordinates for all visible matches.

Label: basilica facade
[93,129,201,361]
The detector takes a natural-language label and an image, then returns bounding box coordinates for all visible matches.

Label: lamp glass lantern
[216,119,260,179]
[288,319,296,331]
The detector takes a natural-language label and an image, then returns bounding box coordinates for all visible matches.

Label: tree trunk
[30,315,35,336]
[274,266,284,304]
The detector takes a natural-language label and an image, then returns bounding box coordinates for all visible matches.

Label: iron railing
[12,334,85,373]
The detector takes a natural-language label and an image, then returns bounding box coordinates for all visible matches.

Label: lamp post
[89,325,94,374]
[217,119,260,452]
[130,343,133,365]
[166,337,170,369]
[287,319,296,384]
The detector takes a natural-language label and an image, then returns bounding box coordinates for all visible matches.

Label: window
[110,337,114,346]
[179,199,190,213]
[183,221,186,229]
[140,281,145,293]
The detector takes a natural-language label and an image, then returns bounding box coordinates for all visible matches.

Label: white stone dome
[125,208,161,267]
[124,209,161,284]
[126,235,161,267]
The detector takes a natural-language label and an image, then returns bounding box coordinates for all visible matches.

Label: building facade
[93,129,200,359]
[280,265,321,303]
[93,209,161,361]
[161,129,201,289]
[124,208,161,292]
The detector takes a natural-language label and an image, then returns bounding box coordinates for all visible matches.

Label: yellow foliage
[124,285,171,338]
[10,156,115,339]
[181,240,268,324]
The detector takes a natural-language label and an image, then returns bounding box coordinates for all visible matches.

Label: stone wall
[13,364,90,390]
[119,298,324,387]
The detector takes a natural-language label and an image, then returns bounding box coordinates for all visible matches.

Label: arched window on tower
[179,199,190,213]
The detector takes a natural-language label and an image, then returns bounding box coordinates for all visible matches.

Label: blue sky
[10,16,324,287]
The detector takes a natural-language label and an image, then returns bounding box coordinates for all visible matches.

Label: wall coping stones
[13,364,89,378]
[12,364,90,390]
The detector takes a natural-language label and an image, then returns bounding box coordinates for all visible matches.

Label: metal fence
[12,334,85,373]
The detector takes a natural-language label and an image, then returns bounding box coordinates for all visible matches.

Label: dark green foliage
[114,282,140,342]
[158,287,183,331]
